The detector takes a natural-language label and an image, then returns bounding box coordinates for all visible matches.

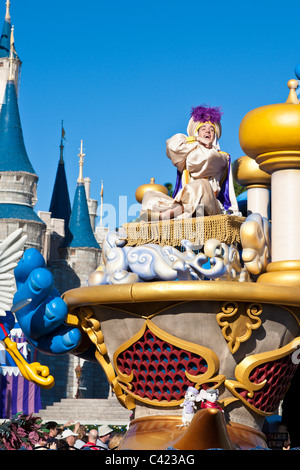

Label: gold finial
[100,180,104,226]
[135,177,168,203]
[5,0,11,21]
[286,79,300,104]
[77,140,85,183]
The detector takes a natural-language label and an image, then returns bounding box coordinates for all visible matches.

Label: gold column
[233,155,271,218]
[239,80,300,286]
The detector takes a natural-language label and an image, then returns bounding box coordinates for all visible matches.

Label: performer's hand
[13,248,82,354]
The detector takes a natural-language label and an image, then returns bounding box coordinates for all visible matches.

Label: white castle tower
[0,1,21,110]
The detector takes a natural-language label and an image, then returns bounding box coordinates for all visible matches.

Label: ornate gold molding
[75,306,135,410]
[224,338,300,415]
[64,281,300,314]
[216,302,263,354]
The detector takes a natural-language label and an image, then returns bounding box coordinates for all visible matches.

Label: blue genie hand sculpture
[13,247,82,355]
[0,230,61,389]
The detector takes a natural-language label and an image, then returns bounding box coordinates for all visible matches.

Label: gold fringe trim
[123,215,245,247]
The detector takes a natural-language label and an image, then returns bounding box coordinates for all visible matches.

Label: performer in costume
[140,105,240,220]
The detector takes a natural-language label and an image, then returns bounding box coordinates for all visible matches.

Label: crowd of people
[35,420,125,450]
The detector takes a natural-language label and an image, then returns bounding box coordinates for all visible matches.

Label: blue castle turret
[0,1,11,57]
[61,140,99,249]
[49,123,71,232]
[0,79,35,174]
[0,4,44,250]
[62,183,99,249]
[0,2,21,109]
[54,140,101,290]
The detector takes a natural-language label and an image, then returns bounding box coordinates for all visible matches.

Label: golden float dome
[135,178,168,203]
[239,80,300,173]
[232,155,271,188]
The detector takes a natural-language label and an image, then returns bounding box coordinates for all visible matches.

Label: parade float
[50,78,299,450]
[7,79,300,450]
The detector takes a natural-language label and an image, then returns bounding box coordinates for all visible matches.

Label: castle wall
[38,352,110,407]
[57,246,102,290]
[0,171,38,206]
[0,219,45,252]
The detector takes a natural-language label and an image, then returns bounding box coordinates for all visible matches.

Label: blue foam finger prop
[14,268,55,339]
[34,325,82,355]
[14,248,82,354]
[14,248,46,286]
[26,297,70,341]
[14,248,66,311]
[15,267,54,307]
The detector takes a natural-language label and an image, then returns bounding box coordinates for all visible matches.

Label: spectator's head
[45,421,59,437]
[88,428,98,444]
[61,428,78,447]
[98,424,113,443]
[77,425,87,440]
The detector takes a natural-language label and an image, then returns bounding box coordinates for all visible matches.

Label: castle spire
[0,13,33,173]
[60,120,65,163]
[100,180,104,226]
[8,23,15,80]
[77,139,85,183]
[0,0,11,58]
[5,1,10,21]
[0,78,35,173]
[49,122,71,230]
[0,2,21,108]
[0,1,43,231]
[61,141,99,249]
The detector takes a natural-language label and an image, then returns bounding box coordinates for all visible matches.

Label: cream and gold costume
[141,106,240,219]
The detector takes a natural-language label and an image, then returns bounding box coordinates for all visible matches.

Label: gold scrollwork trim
[225,337,300,416]
[113,319,225,407]
[75,306,135,410]
[216,302,263,354]
[4,337,55,389]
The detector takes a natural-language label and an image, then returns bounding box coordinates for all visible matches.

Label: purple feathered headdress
[190,105,222,124]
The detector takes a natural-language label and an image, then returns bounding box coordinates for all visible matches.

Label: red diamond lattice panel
[237,354,299,413]
[116,327,209,402]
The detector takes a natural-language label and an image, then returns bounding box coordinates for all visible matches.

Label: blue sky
[7,0,300,228]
